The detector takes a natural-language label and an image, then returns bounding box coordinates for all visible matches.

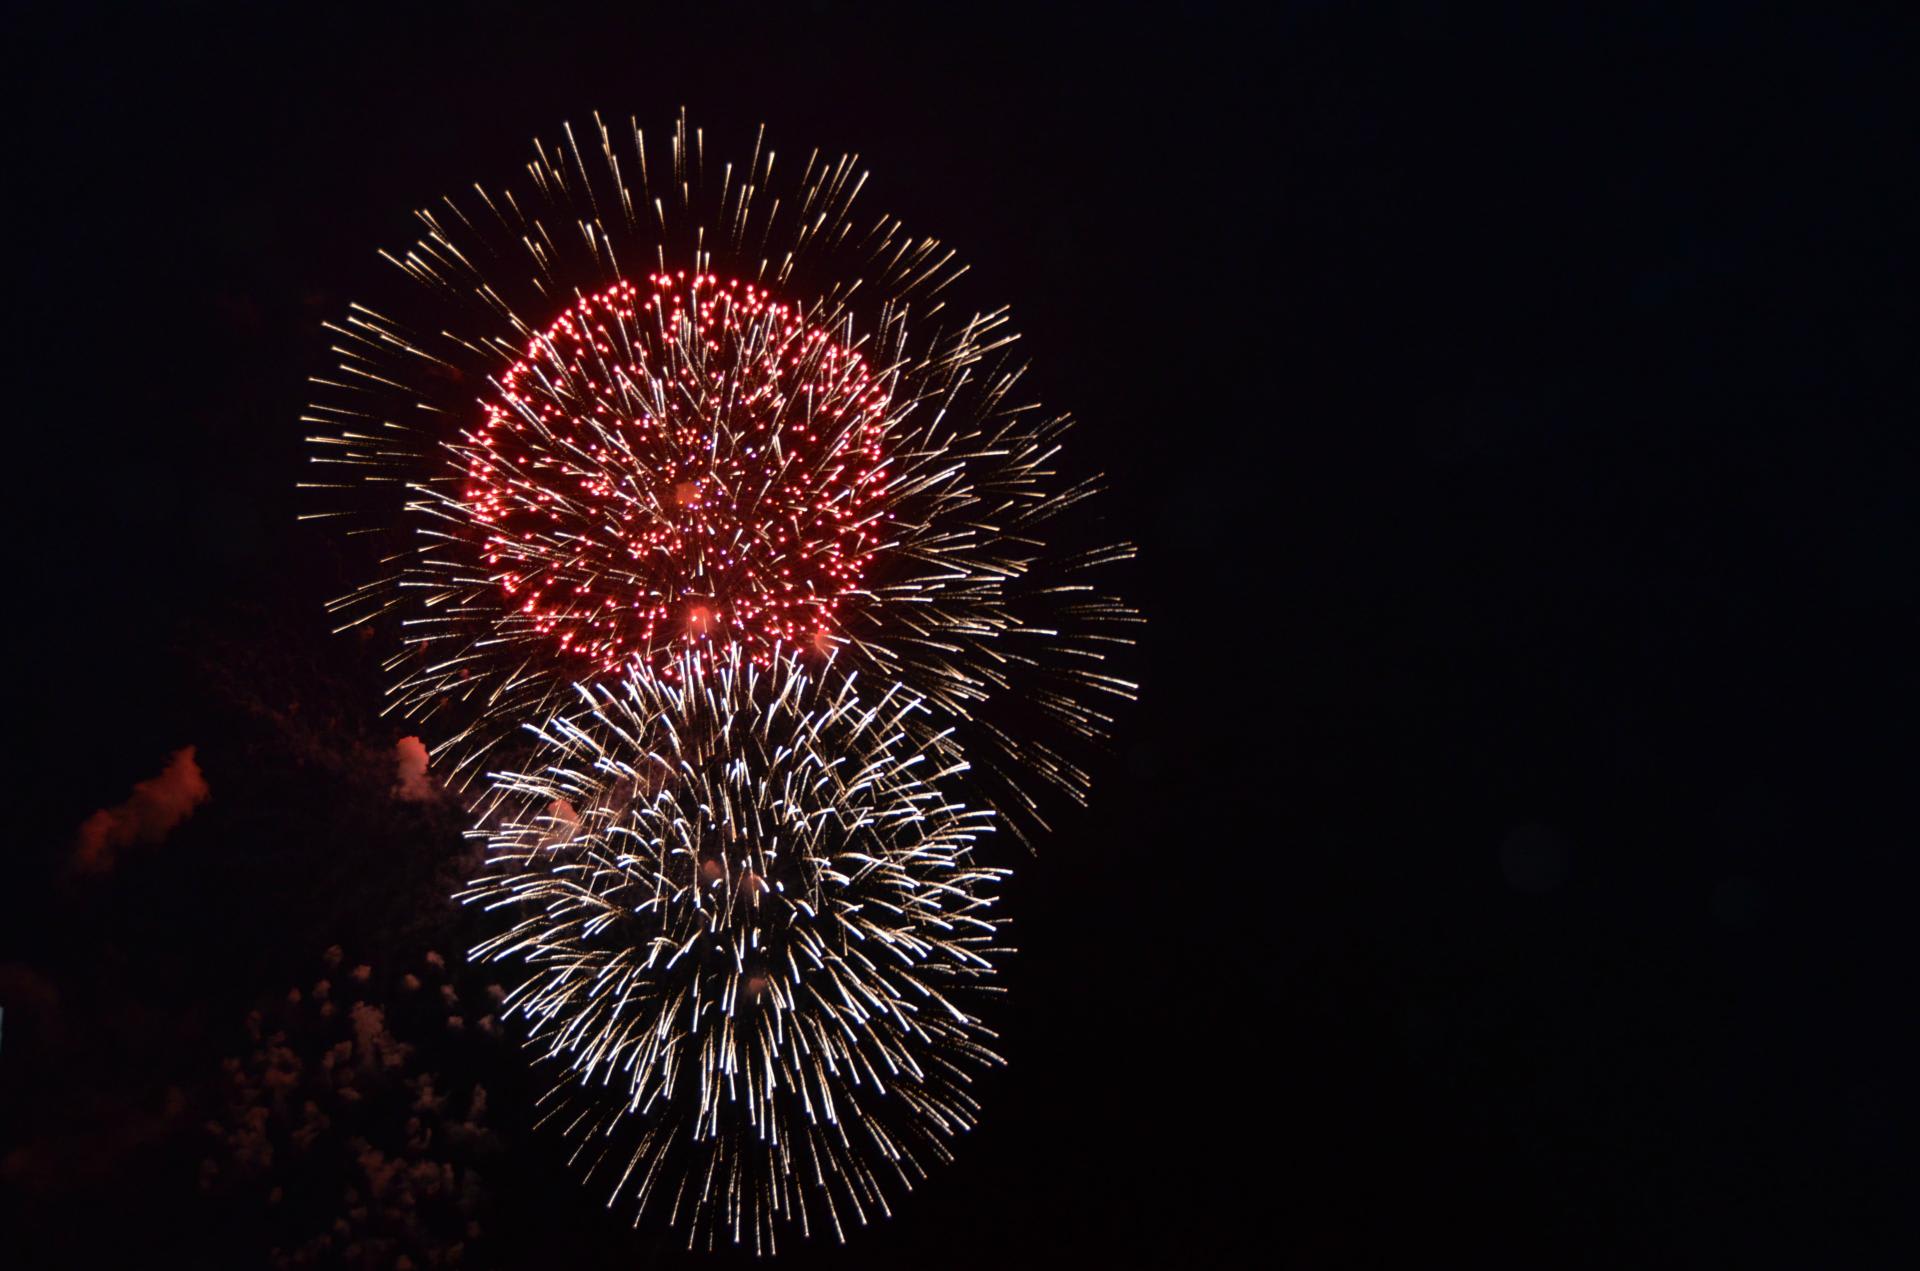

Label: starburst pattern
[460,648,1006,1250]
[302,112,1137,834]
[463,273,893,672]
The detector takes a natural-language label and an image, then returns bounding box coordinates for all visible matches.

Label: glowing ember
[460,273,892,672]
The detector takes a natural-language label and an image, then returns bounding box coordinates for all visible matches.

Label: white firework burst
[460,646,1007,1251]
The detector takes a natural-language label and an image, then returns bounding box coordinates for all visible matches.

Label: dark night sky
[4,2,1915,1266]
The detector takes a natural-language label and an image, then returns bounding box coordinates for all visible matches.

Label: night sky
[5,3,1914,1266]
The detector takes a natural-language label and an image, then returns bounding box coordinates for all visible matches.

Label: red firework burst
[460,273,893,672]
[308,114,1138,816]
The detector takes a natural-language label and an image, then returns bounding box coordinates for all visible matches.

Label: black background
[4,2,1914,1266]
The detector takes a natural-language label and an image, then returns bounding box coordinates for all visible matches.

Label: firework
[459,648,1006,1250]
[303,112,1137,835]
[461,273,892,672]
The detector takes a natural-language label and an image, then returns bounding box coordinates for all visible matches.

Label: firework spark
[460,648,1006,1251]
[303,112,1137,835]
